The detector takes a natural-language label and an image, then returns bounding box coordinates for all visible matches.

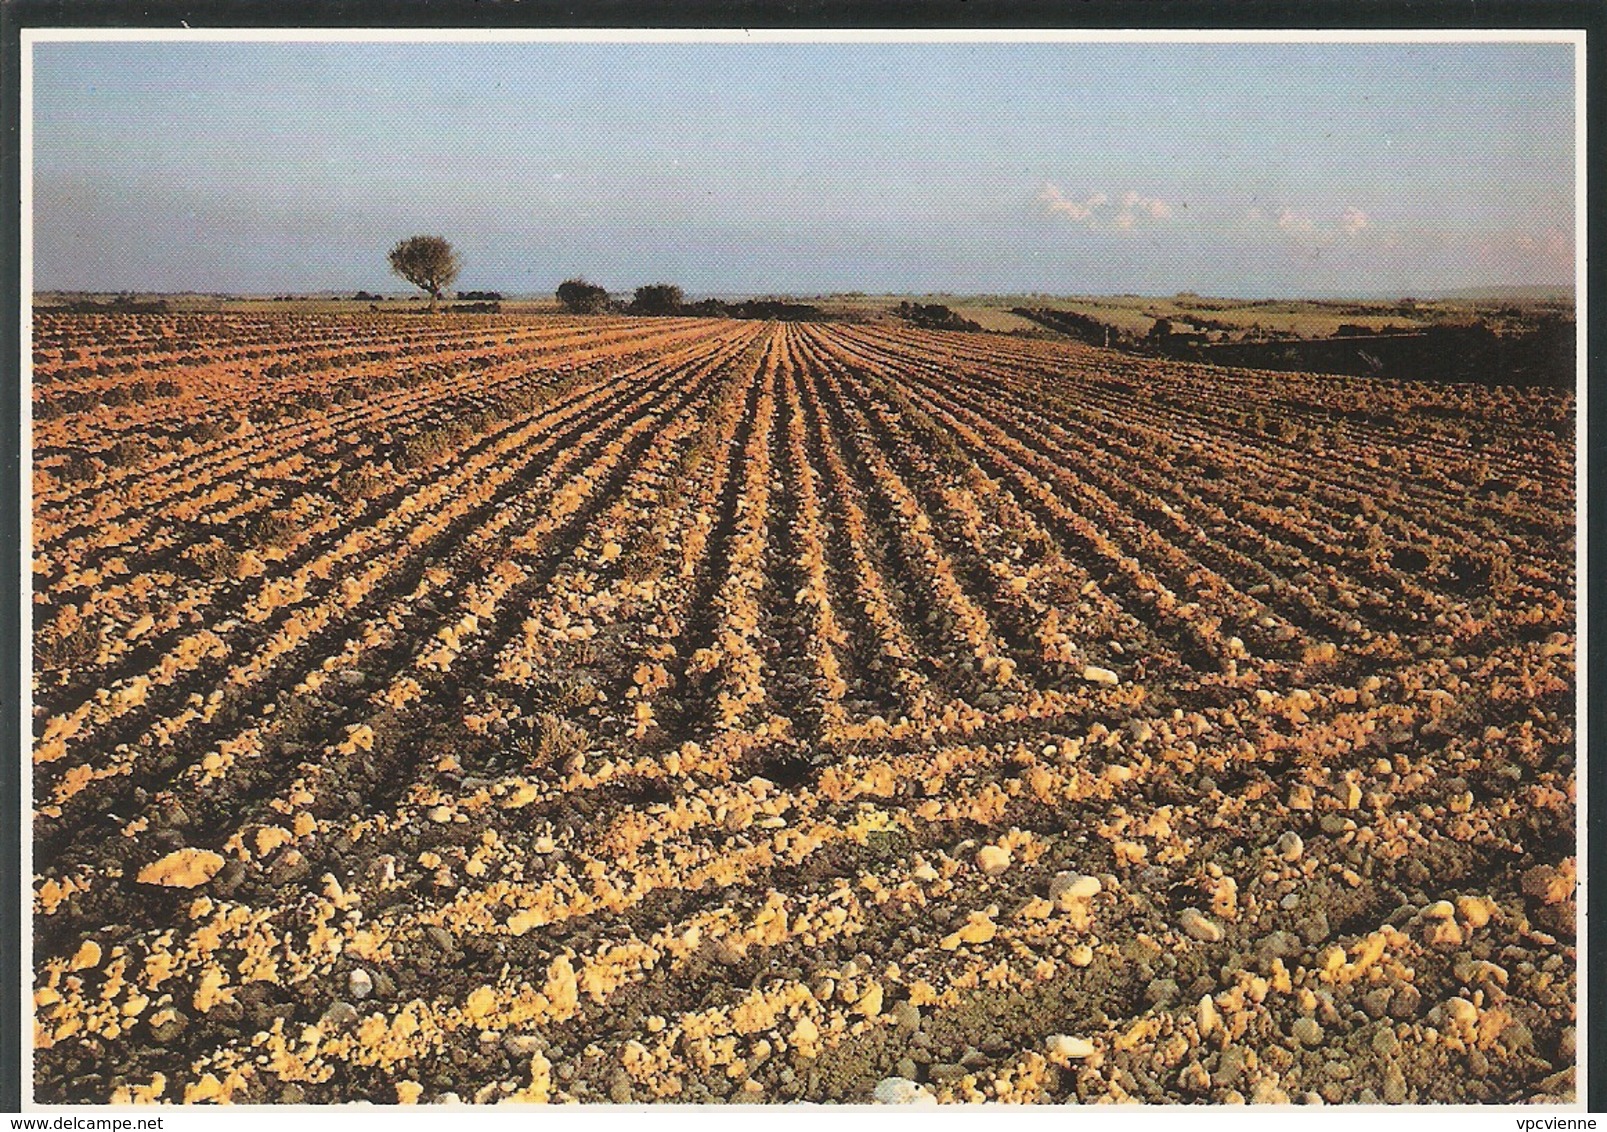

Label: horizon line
[31,283,1579,303]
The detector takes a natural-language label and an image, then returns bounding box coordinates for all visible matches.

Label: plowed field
[30,312,1577,1105]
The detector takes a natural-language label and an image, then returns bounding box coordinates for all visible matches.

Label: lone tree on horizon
[388,235,460,311]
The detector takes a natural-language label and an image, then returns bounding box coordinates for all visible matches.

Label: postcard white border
[17,26,1589,1127]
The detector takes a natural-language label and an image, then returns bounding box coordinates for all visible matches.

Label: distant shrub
[895,301,981,333]
[60,297,169,314]
[557,279,610,314]
[248,401,293,424]
[621,530,666,581]
[683,297,825,322]
[629,283,685,316]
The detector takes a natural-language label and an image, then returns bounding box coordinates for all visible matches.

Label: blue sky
[31,40,1576,297]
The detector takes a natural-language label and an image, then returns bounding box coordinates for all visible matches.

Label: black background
[1,0,1600,1114]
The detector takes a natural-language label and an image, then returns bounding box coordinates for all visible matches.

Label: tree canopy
[388,236,460,310]
[630,283,684,316]
[557,278,610,314]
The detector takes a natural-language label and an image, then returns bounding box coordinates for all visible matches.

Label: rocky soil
[30,313,1576,1104]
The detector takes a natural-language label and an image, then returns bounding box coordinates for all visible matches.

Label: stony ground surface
[30,312,1576,1104]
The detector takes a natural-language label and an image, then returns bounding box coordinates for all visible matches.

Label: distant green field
[1014,292,1572,340]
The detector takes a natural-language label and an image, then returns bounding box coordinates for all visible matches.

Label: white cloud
[1040,184,1174,231]
[1262,204,1371,245]
[1111,190,1174,231]
[1277,208,1316,234]
[1474,225,1574,278]
[1037,184,1108,224]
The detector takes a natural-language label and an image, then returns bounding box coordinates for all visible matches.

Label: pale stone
[70,940,102,972]
[137,848,225,889]
[503,1034,546,1057]
[1456,895,1495,929]
[1049,872,1102,904]
[873,1077,931,1104]
[940,912,997,950]
[1423,919,1464,949]
[1046,1034,1095,1061]
[976,845,1012,877]
[792,1015,819,1047]
[1441,997,1479,1029]
[1178,908,1223,943]
[1522,861,1576,905]
[1251,1079,1291,1104]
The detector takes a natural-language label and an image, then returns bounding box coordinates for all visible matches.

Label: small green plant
[513,712,591,769]
[398,422,473,468]
[333,467,388,502]
[246,510,301,550]
[189,540,244,580]
[37,625,98,670]
[105,437,152,468]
